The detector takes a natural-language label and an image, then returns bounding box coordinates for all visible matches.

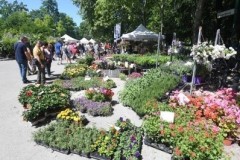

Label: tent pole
[190,26,202,94]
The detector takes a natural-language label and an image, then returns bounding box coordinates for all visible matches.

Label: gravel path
[0,59,238,160]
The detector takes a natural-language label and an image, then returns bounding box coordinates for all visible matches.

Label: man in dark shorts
[54,40,62,64]
[14,36,31,84]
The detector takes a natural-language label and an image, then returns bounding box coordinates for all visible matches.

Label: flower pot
[182,75,192,83]
[194,76,202,85]
[223,139,233,146]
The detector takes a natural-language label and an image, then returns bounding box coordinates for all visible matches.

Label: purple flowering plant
[73,97,113,116]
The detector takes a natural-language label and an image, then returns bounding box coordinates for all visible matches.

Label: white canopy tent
[89,38,96,44]
[121,24,162,41]
[80,38,89,44]
[61,34,78,42]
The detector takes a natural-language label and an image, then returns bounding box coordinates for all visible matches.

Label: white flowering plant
[190,42,237,64]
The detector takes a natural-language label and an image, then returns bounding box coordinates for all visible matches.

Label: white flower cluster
[190,42,237,64]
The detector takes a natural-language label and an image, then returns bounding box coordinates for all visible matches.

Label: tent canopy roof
[61,34,78,42]
[80,38,89,44]
[121,24,162,41]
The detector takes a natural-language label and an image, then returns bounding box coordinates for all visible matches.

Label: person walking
[33,41,45,85]
[62,42,72,64]
[43,42,53,78]
[54,40,62,65]
[14,36,32,84]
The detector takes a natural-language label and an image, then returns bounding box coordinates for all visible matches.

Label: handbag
[32,58,38,66]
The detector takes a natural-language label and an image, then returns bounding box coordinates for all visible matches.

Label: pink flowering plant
[85,88,114,102]
[169,88,240,139]
[128,72,142,79]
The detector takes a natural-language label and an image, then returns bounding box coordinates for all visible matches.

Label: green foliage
[102,79,116,89]
[18,84,70,121]
[119,68,180,117]
[113,54,170,67]
[0,0,79,57]
[160,60,193,76]
[33,121,100,153]
[119,73,127,81]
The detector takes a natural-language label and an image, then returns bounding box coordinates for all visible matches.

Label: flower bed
[85,88,114,102]
[33,119,142,160]
[18,84,70,123]
[120,68,180,117]
[169,88,240,139]
[143,103,225,159]
[53,77,116,91]
[113,118,143,160]
[113,54,169,68]
[60,64,87,79]
[73,97,113,116]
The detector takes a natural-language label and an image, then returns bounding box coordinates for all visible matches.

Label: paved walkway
[0,60,238,160]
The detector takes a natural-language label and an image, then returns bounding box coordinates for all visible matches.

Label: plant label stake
[156,32,161,68]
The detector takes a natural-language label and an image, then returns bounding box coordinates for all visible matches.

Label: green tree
[40,0,59,24]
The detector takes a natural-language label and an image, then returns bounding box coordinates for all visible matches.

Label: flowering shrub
[190,42,237,64]
[73,97,113,116]
[169,88,240,138]
[128,72,142,79]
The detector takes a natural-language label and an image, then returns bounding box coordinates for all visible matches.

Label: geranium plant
[19,84,70,122]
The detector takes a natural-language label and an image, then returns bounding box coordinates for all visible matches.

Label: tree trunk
[192,0,206,44]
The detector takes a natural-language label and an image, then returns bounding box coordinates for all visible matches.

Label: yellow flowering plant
[57,108,87,125]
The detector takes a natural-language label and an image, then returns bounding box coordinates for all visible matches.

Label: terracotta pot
[223,139,233,146]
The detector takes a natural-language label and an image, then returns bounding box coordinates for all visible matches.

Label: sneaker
[23,80,32,84]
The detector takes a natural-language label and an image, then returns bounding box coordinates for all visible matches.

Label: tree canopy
[73,0,239,44]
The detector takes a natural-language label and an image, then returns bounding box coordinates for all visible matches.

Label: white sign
[85,76,91,81]
[114,23,121,39]
[160,111,175,123]
[103,76,109,81]
[217,9,235,18]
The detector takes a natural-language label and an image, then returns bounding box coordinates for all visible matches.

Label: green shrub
[119,68,180,117]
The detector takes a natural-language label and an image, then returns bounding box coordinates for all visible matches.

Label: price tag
[85,76,91,81]
[103,76,109,81]
[160,111,175,123]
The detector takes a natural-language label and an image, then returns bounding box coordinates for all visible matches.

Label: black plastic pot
[90,152,112,160]
[144,137,173,154]
[52,147,70,155]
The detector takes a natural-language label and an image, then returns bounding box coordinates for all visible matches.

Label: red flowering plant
[85,88,114,102]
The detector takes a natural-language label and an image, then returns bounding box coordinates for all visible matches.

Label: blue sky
[7,0,82,25]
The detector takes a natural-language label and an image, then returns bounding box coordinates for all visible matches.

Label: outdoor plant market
[1,0,240,160]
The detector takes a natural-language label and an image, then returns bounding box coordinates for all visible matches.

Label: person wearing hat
[33,41,46,84]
